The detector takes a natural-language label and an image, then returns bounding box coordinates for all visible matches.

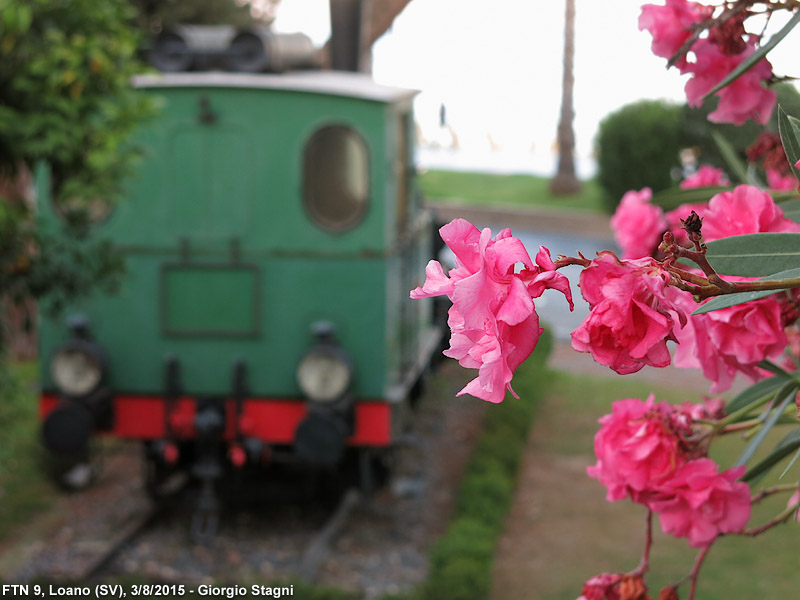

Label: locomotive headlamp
[296,322,354,403]
[297,347,352,403]
[51,346,104,398]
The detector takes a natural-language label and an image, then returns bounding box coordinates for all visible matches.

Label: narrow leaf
[776,198,800,223]
[692,268,800,314]
[774,191,800,203]
[745,162,766,189]
[778,105,800,183]
[758,359,797,379]
[726,372,792,416]
[703,10,800,100]
[711,130,749,184]
[652,186,728,211]
[743,427,800,483]
[705,233,800,277]
[779,445,800,479]
[734,381,798,468]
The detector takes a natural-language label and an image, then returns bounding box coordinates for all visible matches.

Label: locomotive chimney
[328,0,368,72]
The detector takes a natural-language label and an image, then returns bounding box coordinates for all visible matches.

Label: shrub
[596,99,683,213]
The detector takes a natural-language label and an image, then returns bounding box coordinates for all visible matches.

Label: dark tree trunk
[550,0,581,195]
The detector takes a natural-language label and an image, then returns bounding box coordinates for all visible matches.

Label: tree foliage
[0,0,156,349]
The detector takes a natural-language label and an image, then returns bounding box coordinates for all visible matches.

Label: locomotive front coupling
[293,321,355,466]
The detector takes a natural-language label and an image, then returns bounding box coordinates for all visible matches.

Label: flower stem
[631,510,652,576]
[554,253,590,269]
[750,482,799,505]
[737,501,799,536]
[687,543,713,600]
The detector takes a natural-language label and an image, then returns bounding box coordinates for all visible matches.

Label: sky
[273,0,800,176]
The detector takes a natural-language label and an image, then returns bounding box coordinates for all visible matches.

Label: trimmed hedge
[414,331,554,600]
[596,99,683,213]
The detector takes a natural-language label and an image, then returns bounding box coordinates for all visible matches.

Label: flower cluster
[639,0,776,125]
[411,4,800,599]
[611,184,799,391]
[410,219,573,403]
[609,188,666,260]
[588,396,751,548]
[577,573,650,600]
[571,253,685,375]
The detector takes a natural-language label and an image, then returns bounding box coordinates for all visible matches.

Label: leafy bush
[596,100,683,213]
[597,85,800,214]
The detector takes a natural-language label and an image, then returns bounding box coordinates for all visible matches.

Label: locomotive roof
[132,71,417,104]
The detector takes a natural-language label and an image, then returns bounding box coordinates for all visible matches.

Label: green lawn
[417,170,605,213]
[493,367,800,600]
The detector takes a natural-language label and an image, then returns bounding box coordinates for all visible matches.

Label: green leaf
[703,10,800,101]
[758,359,796,379]
[726,372,793,415]
[776,198,800,223]
[692,268,800,314]
[705,233,800,277]
[779,445,800,478]
[743,427,800,483]
[711,130,749,184]
[778,106,800,184]
[651,186,728,211]
[734,381,798,468]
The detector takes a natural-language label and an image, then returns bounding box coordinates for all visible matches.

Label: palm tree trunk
[550,0,581,195]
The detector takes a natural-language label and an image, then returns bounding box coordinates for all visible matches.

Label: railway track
[0,443,158,582]
[0,441,368,588]
[1,364,483,596]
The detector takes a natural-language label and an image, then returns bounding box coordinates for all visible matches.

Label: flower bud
[618,574,650,600]
[681,211,703,235]
[657,586,679,600]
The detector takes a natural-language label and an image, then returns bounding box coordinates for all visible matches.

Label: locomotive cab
[37,71,441,503]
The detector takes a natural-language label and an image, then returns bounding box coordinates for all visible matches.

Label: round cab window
[303,125,369,232]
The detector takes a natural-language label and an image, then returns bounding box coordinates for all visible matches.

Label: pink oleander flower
[571,252,685,374]
[611,188,667,259]
[588,396,690,505]
[410,218,573,403]
[669,286,788,393]
[684,38,775,125]
[766,168,796,191]
[675,186,798,385]
[677,397,726,423]
[577,572,622,600]
[679,165,729,189]
[700,184,799,241]
[639,0,713,71]
[648,458,751,547]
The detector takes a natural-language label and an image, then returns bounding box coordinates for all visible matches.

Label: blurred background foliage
[0,0,161,355]
[595,83,800,213]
